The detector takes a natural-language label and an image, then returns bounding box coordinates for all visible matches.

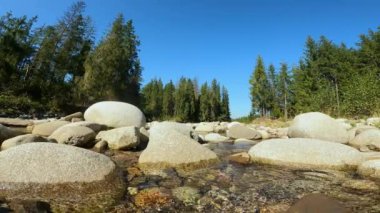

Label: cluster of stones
[1,100,380,211]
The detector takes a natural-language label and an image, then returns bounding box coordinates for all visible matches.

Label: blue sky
[1,0,379,118]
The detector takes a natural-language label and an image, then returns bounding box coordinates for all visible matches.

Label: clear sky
[1,0,379,118]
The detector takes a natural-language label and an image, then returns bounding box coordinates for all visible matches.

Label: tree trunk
[335,80,340,117]
[284,93,288,121]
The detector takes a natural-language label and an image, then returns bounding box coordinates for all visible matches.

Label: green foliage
[83,14,141,105]
[141,79,163,120]
[162,80,176,118]
[249,55,270,116]
[0,93,44,116]
[141,78,231,122]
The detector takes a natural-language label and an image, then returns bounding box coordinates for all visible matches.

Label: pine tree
[83,14,141,105]
[278,63,291,120]
[220,86,231,121]
[30,1,94,110]
[249,55,270,117]
[199,82,211,121]
[210,79,221,121]
[0,12,37,93]
[267,64,281,118]
[141,79,163,120]
[175,78,197,122]
[162,80,176,119]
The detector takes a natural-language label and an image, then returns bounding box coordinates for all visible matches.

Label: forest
[250,29,380,119]
[1,0,380,121]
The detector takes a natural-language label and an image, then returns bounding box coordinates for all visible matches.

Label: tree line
[0,1,141,116]
[141,78,231,122]
[250,28,380,119]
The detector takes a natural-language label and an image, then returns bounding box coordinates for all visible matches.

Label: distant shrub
[0,93,44,116]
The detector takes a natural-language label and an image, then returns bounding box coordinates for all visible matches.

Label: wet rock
[0,124,23,143]
[358,159,380,178]
[48,126,96,147]
[204,133,229,142]
[138,125,219,170]
[84,101,146,128]
[0,143,125,211]
[31,120,70,137]
[349,129,380,151]
[249,138,363,170]
[172,186,200,206]
[234,138,258,145]
[128,187,139,195]
[1,134,48,150]
[227,124,261,140]
[286,193,349,213]
[134,187,173,208]
[96,126,140,150]
[228,152,251,164]
[288,112,349,143]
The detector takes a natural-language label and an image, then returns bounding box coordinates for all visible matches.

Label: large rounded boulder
[248,138,363,170]
[32,120,70,137]
[288,112,349,143]
[84,101,146,128]
[139,125,219,170]
[0,143,125,211]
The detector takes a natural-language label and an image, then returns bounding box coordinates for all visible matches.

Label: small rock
[96,126,140,150]
[204,133,229,143]
[228,152,250,164]
[60,112,83,121]
[195,123,215,133]
[128,187,139,195]
[358,159,380,178]
[93,140,108,153]
[349,129,380,151]
[1,134,48,150]
[134,187,173,208]
[227,124,261,140]
[32,121,70,137]
[0,124,23,142]
[172,186,200,206]
[48,126,96,147]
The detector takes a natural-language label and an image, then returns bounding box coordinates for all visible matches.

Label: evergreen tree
[141,79,163,120]
[162,80,176,118]
[277,63,291,120]
[267,64,281,117]
[210,79,221,121]
[220,86,231,121]
[175,78,197,122]
[249,55,270,117]
[199,82,211,121]
[30,1,94,110]
[0,12,37,93]
[83,14,141,106]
